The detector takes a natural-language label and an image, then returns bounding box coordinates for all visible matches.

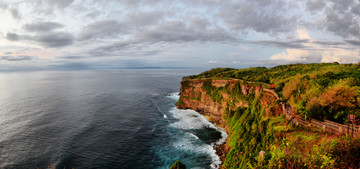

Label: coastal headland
[177,63,360,168]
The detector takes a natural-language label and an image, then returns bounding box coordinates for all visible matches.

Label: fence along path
[187,77,359,136]
[263,85,360,136]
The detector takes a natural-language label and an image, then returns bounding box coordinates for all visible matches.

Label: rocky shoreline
[214,140,229,166]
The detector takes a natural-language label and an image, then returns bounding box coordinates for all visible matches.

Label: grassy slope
[187,63,360,123]
[183,63,360,168]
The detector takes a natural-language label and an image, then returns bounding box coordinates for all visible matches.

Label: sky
[0,0,360,70]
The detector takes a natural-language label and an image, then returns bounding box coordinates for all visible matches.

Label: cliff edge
[176,78,282,127]
[176,64,360,168]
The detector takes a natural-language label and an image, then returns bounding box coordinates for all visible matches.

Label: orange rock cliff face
[176,79,282,128]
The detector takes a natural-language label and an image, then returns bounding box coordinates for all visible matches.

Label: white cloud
[0,0,360,69]
[297,29,311,40]
[321,49,360,63]
[270,29,360,63]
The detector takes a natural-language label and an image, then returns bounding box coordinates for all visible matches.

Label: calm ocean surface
[0,70,226,169]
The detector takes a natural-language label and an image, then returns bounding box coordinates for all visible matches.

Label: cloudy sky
[0,0,360,70]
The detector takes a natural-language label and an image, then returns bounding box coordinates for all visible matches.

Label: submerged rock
[170,160,186,169]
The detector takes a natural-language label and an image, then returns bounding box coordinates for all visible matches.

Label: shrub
[330,137,360,168]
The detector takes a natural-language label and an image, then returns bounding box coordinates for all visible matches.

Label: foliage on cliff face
[185,63,360,123]
[330,137,360,168]
[221,96,360,168]
[179,63,360,168]
[201,79,225,103]
[222,95,275,168]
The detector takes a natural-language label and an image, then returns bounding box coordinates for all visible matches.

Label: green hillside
[182,63,360,168]
[187,63,360,124]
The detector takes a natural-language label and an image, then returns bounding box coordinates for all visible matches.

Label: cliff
[176,65,360,168]
[176,78,283,165]
[176,78,282,127]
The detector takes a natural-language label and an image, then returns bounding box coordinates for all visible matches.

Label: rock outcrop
[176,79,282,127]
[176,78,283,165]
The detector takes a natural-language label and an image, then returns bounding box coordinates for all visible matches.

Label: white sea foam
[215,127,228,146]
[169,107,227,169]
[189,133,199,140]
[169,108,221,131]
[167,91,227,168]
[172,132,221,169]
[167,92,180,101]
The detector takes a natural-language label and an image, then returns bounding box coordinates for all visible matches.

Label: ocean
[0,70,227,169]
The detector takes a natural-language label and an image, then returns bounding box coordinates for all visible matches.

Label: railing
[296,119,309,127]
[342,124,360,133]
[186,77,360,136]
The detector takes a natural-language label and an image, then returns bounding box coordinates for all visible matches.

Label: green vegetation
[170,160,186,169]
[191,91,201,101]
[221,87,359,168]
[180,63,360,168]
[187,67,235,79]
[186,63,360,123]
[221,93,340,168]
[177,96,184,106]
[201,79,226,103]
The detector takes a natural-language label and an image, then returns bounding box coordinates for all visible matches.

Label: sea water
[0,70,227,169]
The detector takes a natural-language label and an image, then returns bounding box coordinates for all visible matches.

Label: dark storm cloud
[137,20,237,43]
[31,0,75,15]
[313,40,345,46]
[306,0,326,12]
[9,8,21,19]
[256,40,309,49]
[219,0,298,34]
[0,55,32,61]
[3,0,360,70]
[331,0,354,12]
[345,40,360,46]
[92,42,137,54]
[84,11,100,18]
[90,41,160,57]
[306,0,357,13]
[351,3,360,15]
[253,39,348,50]
[32,32,74,48]
[124,10,165,28]
[6,31,74,48]
[78,20,128,41]
[59,56,85,59]
[6,33,20,41]
[24,21,64,32]
[323,8,360,38]
[306,0,360,38]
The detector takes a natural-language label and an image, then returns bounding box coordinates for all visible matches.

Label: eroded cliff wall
[176,79,282,127]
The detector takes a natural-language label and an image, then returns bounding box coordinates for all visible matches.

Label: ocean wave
[167,92,180,101]
[171,132,221,169]
[164,91,227,168]
[168,107,227,169]
[169,108,217,131]
[215,128,227,146]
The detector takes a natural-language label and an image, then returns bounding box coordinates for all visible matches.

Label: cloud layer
[0,0,359,69]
